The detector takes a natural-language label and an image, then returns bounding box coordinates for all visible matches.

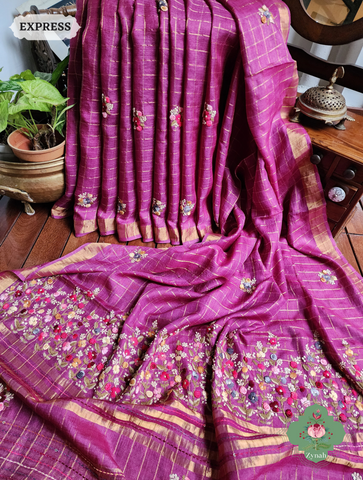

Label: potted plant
[0,58,73,162]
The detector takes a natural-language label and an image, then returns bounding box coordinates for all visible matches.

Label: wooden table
[301,110,363,237]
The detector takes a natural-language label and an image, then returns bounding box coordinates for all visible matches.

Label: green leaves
[0,80,23,92]
[0,92,13,102]
[53,103,74,136]
[34,71,52,82]
[8,93,51,116]
[20,79,67,106]
[0,100,8,132]
[10,69,36,81]
[50,55,69,86]
[0,62,73,139]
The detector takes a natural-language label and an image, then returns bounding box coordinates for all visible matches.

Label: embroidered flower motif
[133,108,147,131]
[248,391,258,403]
[258,5,274,24]
[170,106,183,129]
[339,413,347,422]
[318,269,337,285]
[239,278,257,295]
[77,193,97,208]
[152,198,166,216]
[202,103,216,127]
[117,198,126,215]
[129,248,148,263]
[3,278,363,429]
[158,0,168,11]
[102,94,113,118]
[180,199,195,217]
[352,473,363,480]
[0,380,14,413]
[275,386,286,396]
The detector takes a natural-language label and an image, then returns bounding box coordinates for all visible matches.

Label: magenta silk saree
[1,0,363,478]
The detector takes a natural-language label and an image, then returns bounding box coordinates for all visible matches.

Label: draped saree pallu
[2,0,363,479]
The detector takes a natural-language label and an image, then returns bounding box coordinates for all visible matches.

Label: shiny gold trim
[154,226,170,243]
[205,233,223,242]
[66,398,215,444]
[117,221,141,240]
[75,218,98,235]
[63,400,217,476]
[168,227,180,245]
[221,446,298,474]
[325,452,363,470]
[128,430,215,478]
[0,272,19,294]
[19,244,109,280]
[98,217,116,235]
[131,398,213,424]
[215,408,288,436]
[286,126,310,162]
[286,125,337,258]
[140,224,153,242]
[181,226,199,244]
[198,225,213,240]
[51,205,71,218]
[277,3,292,43]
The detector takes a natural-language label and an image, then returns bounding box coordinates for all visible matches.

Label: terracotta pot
[7,125,65,162]
[0,156,65,214]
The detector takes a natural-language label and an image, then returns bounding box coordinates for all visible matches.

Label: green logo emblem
[287,403,346,463]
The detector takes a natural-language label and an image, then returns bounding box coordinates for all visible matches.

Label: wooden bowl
[7,125,65,162]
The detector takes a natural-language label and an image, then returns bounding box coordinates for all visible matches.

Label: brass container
[290,67,354,130]
[0,155,65,215]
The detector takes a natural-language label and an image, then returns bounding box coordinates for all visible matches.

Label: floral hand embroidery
[0,380,14,413]
[170,106,183,129]
[258,5,274,25]
[133,108,147,131]
[0,279,125,393]
[102,94,113,118]
[152,198,166,216]
[117,198,126,215]
[129,248,148,263]
[240,278,257,294]
[169,475,190,480]
[2,277,363,431]
[180,199,195,216]
[202,103,216,127]
[318,269,337,285]
[77,193,97,208]
[158,0,168,12]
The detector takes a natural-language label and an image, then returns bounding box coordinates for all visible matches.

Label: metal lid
[297,67,347,122]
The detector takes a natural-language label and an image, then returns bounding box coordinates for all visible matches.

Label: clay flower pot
[7,125,65,162]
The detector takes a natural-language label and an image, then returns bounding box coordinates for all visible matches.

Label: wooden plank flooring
[0,196,363,275]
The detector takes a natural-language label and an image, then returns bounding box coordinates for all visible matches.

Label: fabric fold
[5,1,363,479]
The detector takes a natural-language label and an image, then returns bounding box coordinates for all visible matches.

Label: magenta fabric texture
[51,0,241,244]
[2,0,363,479]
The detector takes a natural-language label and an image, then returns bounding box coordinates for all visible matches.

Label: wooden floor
[1,195,363,274]
[0,197,166,272]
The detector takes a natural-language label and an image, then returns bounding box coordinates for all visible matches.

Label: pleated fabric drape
[52,0,242,245]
